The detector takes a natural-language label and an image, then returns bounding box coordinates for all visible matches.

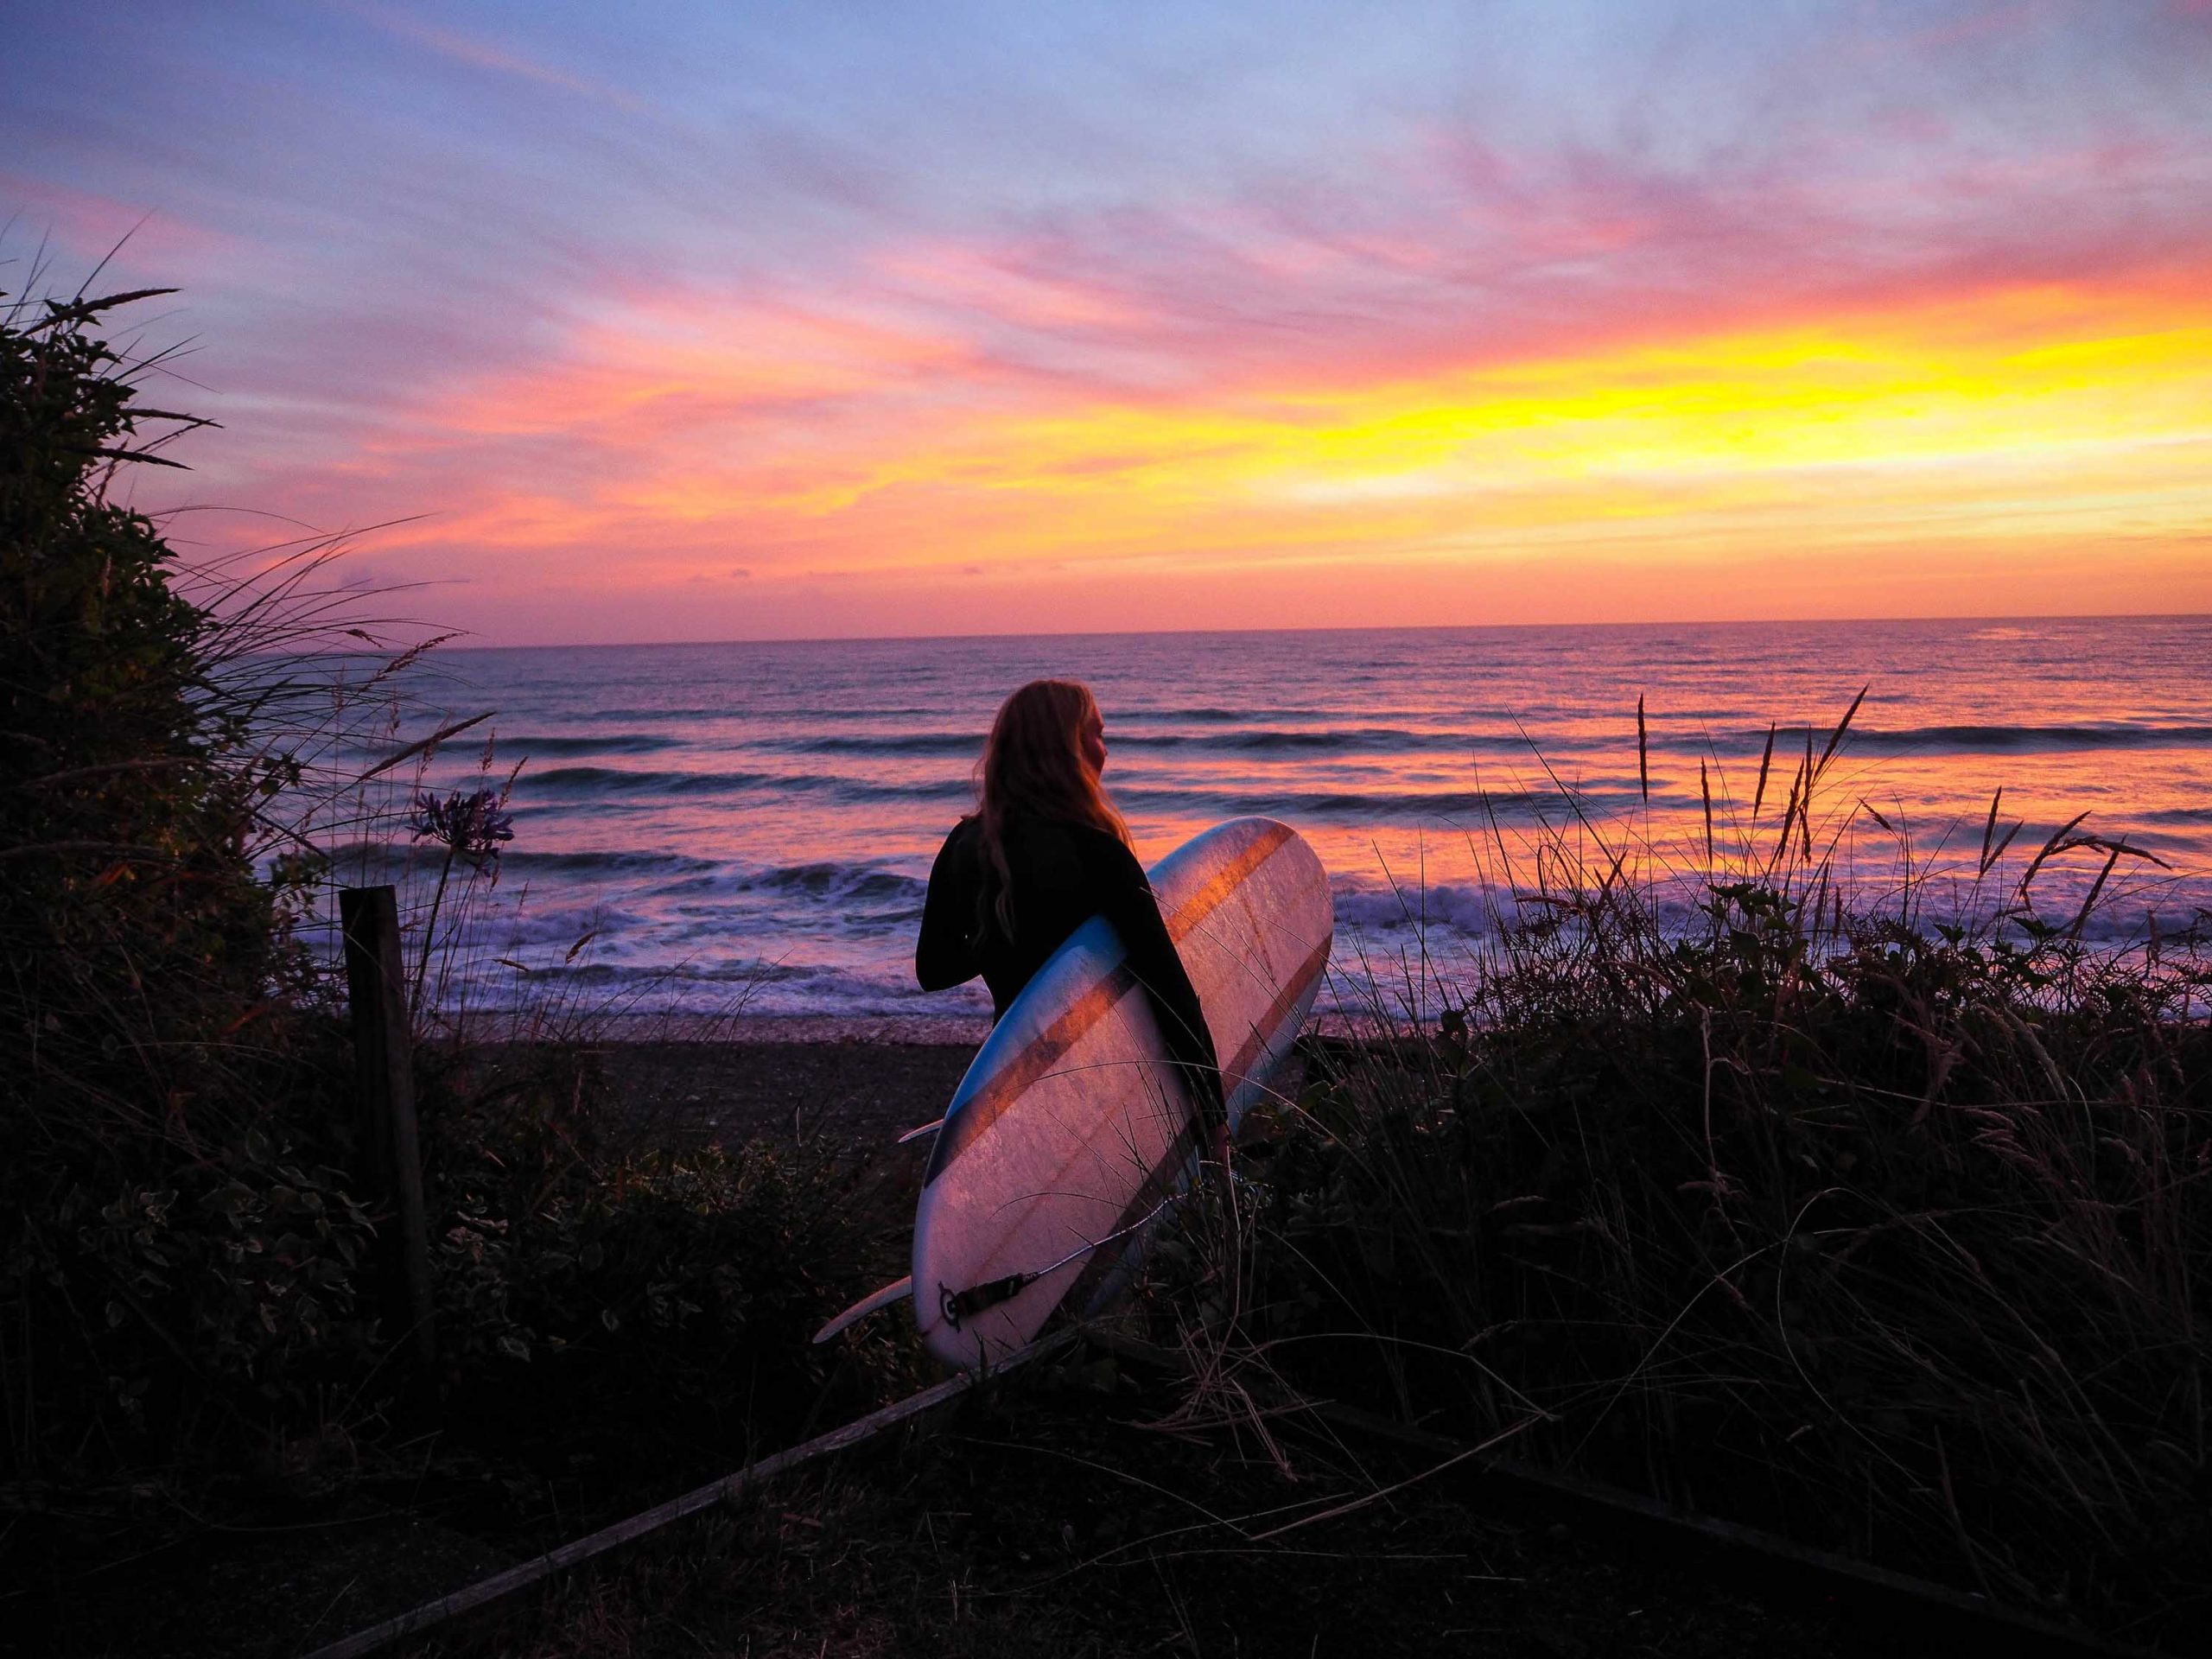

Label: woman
[915,679,1228,1168]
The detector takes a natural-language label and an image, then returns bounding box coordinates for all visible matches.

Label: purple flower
[408,788,515,862]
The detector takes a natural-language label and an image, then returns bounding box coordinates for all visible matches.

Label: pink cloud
[380,284,991,464]
[874,239,1149,333]
[334,2,645,113]
[0,174,237,266]
[94,56,2212,646]
[1888,2,2058,56]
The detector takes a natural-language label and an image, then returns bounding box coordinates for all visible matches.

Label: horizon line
[431,607,2212,654]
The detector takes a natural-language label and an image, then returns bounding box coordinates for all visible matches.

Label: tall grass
[1204,694,2209,1640]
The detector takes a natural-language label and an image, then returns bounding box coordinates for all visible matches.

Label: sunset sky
[5,1,2209,643]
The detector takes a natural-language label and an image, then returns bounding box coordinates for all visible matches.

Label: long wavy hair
[972,678,1129,936]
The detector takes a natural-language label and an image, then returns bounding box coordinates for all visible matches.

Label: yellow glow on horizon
[384,270,2212,625]
[835,280,2211,520]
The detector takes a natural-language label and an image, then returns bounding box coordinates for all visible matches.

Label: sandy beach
[588,1031,982,1147]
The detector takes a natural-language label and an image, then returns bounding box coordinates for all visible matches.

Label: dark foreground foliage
[0,286,910,1645]
[46,1349,1855,1659]
[7,277,2206,1655]
[1218,779,2212,1646]
[420,1044,921,1473]
[2,279,341,1484]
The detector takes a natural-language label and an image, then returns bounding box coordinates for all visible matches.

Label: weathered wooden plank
[301,1329,1073,1659]
[1083,1329,2155,1659]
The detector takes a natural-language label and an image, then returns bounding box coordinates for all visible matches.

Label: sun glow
[363,265,2211,632]
[16,0,2212,639]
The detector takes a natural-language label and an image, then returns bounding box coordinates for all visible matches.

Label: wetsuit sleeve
[1089,835,1228,1135]
[915,823,981,991]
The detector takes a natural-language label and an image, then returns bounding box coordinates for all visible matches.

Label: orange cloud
[419,288,978,442]
[340,256,2212,633]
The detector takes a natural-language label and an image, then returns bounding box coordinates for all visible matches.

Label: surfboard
[912,816,1332,1370]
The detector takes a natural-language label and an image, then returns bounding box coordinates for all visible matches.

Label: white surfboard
[912,817,1332,1370]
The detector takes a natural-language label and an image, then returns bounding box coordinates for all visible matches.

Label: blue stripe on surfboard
[923,820,1297,1187]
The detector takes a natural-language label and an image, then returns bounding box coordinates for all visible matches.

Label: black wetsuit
[915,812,1225,1130]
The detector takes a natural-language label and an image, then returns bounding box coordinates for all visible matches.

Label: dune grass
[1160,694,2210,1644]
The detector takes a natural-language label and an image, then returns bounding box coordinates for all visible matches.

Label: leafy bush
[420,1051,914,1468]
[7,1122,381,1452]
[0,280,371,1479]
[0,283,305,1129]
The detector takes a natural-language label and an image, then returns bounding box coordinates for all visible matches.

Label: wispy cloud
[332,1,647,113]
[3,0,2206,639]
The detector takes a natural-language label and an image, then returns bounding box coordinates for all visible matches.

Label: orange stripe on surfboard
[1161,820,1295,944]
[1056,933,1332,1314]
[1224,932,1331,1087]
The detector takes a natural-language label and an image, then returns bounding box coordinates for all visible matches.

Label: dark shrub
[0,283,360,1476]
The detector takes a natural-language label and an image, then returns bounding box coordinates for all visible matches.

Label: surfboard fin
[811,1274,913,1344]
[896,1116,944,1145]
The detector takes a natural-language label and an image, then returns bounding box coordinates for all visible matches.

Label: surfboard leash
[938,1192,1180,1330]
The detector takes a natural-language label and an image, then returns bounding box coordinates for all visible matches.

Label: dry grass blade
[1637,693,1649,803]
[1245,1417,1540,1543]
[83,443,190,469]
[2067,845,2125,944]
[1979,788,2005,876]
[1768,756,1804,873]
[1751,721,1778,821]
[1815,683,1870,780]
[1700,759,1713,864]
[357,710,494,785]
[2084,836,2171,871]
[34,285,179,326]
[2017,810,2093,897]
[1799,726,1815,861]
[356,626,464,692]
[1981,817,2025,877]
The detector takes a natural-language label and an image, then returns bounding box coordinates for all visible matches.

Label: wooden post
[340,885,437,1389]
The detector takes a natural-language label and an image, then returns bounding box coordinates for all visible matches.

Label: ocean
[341,616,2212,1029]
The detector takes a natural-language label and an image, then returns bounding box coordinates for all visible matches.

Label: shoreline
[461,1029,984,1151]
[452,1014,1366,1152]
[434,1007,1387,1047]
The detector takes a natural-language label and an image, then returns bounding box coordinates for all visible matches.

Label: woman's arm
[915,821,982,991]
[1088,834,1228,1138]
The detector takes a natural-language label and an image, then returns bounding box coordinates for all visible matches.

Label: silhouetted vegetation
[1,286,910,1656]
[2,277,346,1481]
[1196,710,2212,1645]
[8,281,2205,1654]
